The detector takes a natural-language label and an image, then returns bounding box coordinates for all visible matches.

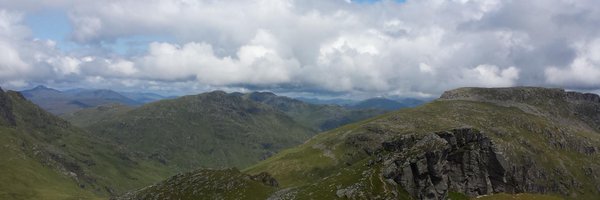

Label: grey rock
[381,128,511,199]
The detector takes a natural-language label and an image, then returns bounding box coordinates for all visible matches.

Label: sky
[0,0,599,98]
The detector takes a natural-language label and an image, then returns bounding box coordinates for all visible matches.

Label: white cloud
[0,10,36,80]
[47,56,81,75]
[134,37,299,85]
[460,65,520,87]
[107,59,137,76]
[419,63,434,74]
[0,40,30,79]
[1,0,600,96]
[545,39,600,88]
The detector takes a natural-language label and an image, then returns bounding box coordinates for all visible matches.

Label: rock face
[250,172,279,187]
[566,91,600,103]
[378,126,599,200]
[382,128,510,199]
[566,91,600,131]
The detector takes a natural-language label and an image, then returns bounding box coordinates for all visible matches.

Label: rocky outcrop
[439,87,567,103]
[566,92,600,131]
[380,128,565,199]
[250,172,279,187]
[381,128,507,199]
[566,91,600,103]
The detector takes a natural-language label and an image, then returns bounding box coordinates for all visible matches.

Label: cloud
[128,29,301,85]
[0,10,46,81]
[545,39,600,88]
[0,11,30,79]
[0,0,600,97]
[460,65,520,87]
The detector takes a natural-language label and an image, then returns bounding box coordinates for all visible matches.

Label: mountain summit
[20,85,140,114]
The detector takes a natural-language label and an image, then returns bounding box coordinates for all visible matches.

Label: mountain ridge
[20,85,141,115]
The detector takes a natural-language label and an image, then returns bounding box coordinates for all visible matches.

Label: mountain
[65,89,139,105]
[0,87,173,199]
[240,92,386,131]
[21,86,140,115]
[85,91,317,170]
[348,97,428,111]
[122,87,600,199]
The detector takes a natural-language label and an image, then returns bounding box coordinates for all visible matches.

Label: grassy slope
[0,90,174,199]
[60,104,133,127]
[0,127,101,200]
[86,91,316,171]
[245,99,600,199]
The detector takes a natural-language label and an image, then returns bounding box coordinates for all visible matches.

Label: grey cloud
[1,0,600,97]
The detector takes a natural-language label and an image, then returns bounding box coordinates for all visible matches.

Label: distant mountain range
[20,85,427,116]
[238,92,386,131]
[20,85,170,115]
[297,96,429,111]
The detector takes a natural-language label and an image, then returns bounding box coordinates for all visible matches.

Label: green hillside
[86,91,317,171]
[0,88,172,199]
[121,87,600,199]
[60,104,133,127]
